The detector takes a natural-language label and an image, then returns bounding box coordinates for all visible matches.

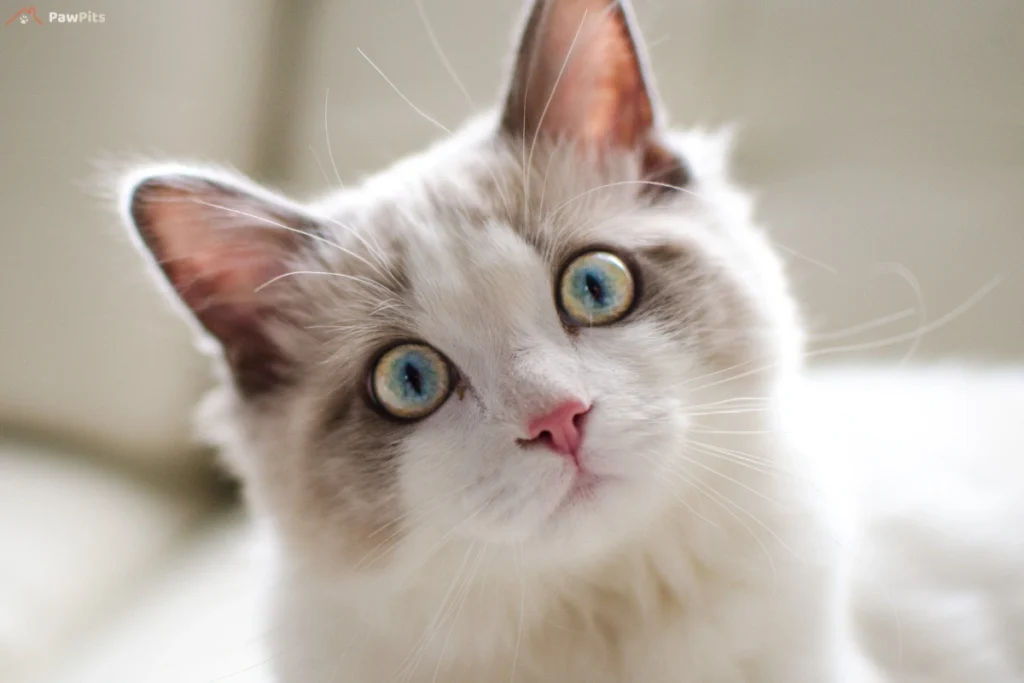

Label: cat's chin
[505,474,667,566]
[553,471,609,511]
[428,472,634,567]
[484,442,688,562]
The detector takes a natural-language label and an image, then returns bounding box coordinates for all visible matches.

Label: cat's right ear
[500,0,661,152]
[500,0,687,189]
[122,167,323,396]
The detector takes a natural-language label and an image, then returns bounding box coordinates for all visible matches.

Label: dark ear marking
[641,142,690,199]
[125,169,321,397]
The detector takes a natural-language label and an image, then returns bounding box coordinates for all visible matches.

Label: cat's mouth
[554,471,611,513]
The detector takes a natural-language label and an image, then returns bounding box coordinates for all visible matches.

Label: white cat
[119,1,1021,681]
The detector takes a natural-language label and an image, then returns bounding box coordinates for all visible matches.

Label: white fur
[255,120,877,683]
[800,366,1024,683]
[263,363,1024,683]
[123,31,1023,683]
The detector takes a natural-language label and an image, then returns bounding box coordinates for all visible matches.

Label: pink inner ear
[505,0,656,150]
[555,3,652,147]
[183,244,288,313]
[130,175,311,395]
[134,180,297,314]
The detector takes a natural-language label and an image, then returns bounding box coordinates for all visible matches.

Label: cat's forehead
[307,132,701,363]
[330,132,681,271]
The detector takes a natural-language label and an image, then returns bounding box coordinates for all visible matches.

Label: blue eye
[371,343,453,419]
[558,251,636,326]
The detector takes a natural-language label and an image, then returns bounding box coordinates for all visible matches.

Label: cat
[119,0,887,681]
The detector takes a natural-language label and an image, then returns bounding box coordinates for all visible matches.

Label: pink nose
[523,400,590,459]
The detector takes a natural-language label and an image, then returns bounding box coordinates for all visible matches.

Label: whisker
[524,8,590,213]
[255,270,395,296]
[808,276,1000,359]
[308,144,340,191]
[318,214,400,286]
[680,357,758,389]
[873,262,926,365]
[689,428,774,436]
[687,477,780,581]
[808,308,917,343]
[770,239,838,274]
[686,439,774,467]
[396,503,489,592]
[687,440,816,486]
[546,179,707,221]
[366,482,476,541]
[686,447,783,481]
[353,484,475,572]
[635,452,720,528]
[686,395,773,408]
[358,47,451,135]
[675,451,792,512]
[536,142,561,222]
[684,406,773,418]
[431,544,488,683]
[509,542,525,683]
[691,276,1002,395]
[393,542,477,683]
[194,200,395,283]
[415,0,475,108]
[323,88,346,189]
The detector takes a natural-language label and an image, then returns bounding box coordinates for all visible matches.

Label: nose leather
[524,400,590,457]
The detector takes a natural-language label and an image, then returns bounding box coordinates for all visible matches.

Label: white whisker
[677,451,792,511]
[308,144,339,191]
[547,179,707,220]
[358,48,451,135]
[254,270,395,296]
[770,239,838,274]
[394,542,477,683]
[509,542,525,683]
[524,8,590,213]
[415,0,475,108]
[685,406,773,418]
[323,88,346,189]
[809,308,916,342]
[809,276,1000,359]
[693,277,1002,395]
[635,452,720,528]
[431,545,488,683]
[873,262,926,365]
[195,200,395,283]
[687,476,780,581]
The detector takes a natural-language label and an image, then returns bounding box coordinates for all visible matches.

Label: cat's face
[123,0,799,572]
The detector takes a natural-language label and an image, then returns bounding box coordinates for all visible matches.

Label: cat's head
[122,0,801,573]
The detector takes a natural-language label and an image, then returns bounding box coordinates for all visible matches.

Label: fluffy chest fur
[269,448,850,683]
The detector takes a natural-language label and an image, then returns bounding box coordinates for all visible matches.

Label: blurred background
[1,1,1021,681]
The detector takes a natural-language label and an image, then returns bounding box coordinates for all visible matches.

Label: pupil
[404,362,423,395]
[585,273,605,304]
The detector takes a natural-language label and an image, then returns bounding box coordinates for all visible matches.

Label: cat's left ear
[121,167,325,397]
[501,0,676,176]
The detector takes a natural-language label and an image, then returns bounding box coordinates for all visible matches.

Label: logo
[5,6,105,25]
[6,6,43,24]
